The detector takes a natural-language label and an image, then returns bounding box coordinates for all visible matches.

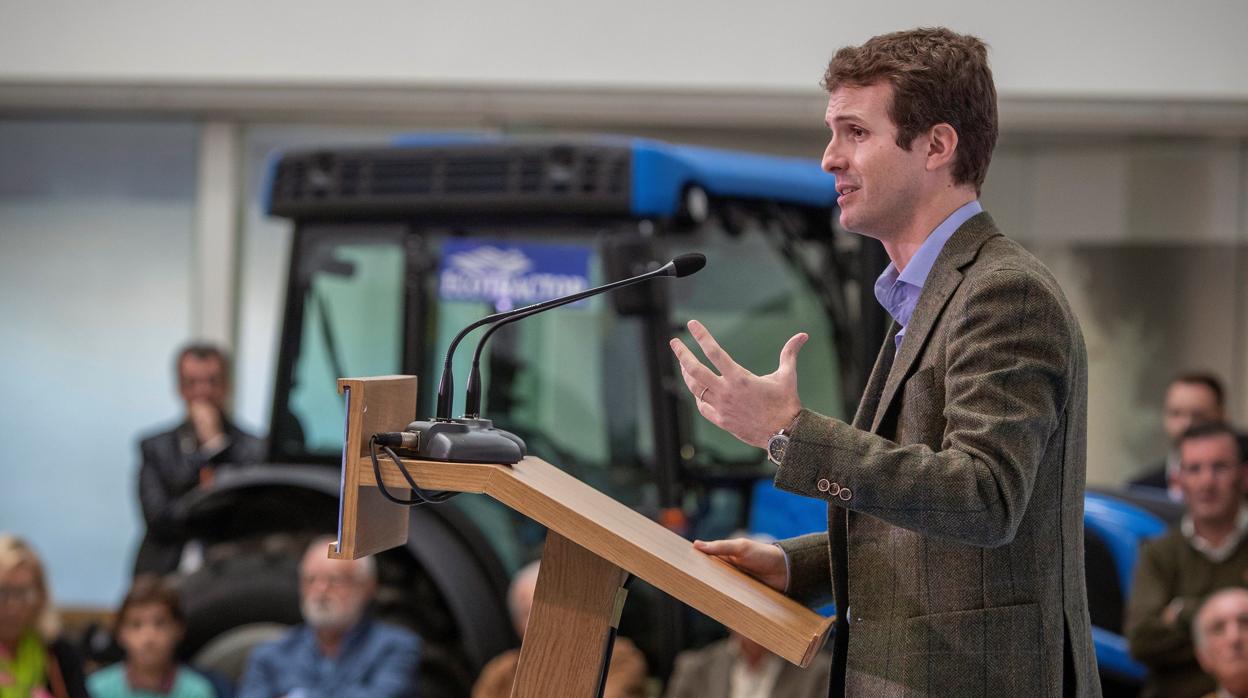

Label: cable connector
[373,431,419,450]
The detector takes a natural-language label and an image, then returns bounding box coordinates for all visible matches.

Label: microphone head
[670,253,707,278]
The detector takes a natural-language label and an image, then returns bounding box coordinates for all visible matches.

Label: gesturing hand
[693,537,788,593]
[669,319,807,448]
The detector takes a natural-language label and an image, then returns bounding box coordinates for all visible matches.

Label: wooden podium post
[332,376,833,696]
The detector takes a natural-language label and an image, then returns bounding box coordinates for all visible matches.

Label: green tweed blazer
[776,212,1100,696]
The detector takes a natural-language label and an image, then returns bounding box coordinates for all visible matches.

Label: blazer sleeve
[774,267,1076,548]
[776,533,834,608]
[138,437,176,529]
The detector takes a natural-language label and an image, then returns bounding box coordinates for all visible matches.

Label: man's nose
[822,139,847,174]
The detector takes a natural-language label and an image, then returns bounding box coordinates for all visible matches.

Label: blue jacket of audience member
[236,616,420,698]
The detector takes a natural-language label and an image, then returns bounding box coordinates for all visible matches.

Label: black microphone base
[404,418,526,465]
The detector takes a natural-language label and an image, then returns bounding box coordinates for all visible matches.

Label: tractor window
[279,228,406,458]
[669,213,845,469]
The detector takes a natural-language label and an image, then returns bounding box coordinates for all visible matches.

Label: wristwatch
[766,428,791,466]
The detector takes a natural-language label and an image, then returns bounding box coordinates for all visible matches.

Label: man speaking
[670,28,1099,696]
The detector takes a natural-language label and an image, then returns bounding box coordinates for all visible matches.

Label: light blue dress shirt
[872,200,983,352]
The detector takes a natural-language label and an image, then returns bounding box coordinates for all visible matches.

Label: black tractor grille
[268,142,633,219]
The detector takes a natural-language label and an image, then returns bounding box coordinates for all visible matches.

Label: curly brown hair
[823,27,998,193]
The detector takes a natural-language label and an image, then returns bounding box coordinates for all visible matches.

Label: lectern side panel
[486,457,834,666]
[511,532,629,698]
[331,376,417,560]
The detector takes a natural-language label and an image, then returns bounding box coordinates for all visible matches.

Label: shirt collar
[896,200,982,288]
[1182,506,1248,562]
[873,199,982,332]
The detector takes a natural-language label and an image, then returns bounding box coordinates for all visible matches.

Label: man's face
[178,355,227,410]
[1164,381,1222,446]
[1177,433,1244,525]
[821,82,929,240]
[298,549,374,632]
[1197,591,1248,694]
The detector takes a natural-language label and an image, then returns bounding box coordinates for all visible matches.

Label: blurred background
[0,2,1246,688]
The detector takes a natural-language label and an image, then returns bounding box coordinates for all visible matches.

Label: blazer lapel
[869,213,1002,434]
[852,322,899,430]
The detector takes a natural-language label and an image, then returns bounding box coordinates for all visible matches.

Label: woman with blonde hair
[0,534,87,698]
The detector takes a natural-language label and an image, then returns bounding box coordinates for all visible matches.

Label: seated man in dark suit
[238,536,422,698]
[135,343,265,573]
[1127,422,1248,697]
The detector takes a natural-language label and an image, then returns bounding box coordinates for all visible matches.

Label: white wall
[1,0,1246,99]
[0,121,198,606]
[983,138,1248,483]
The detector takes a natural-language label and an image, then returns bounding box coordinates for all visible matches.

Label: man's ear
[925,123,959,173]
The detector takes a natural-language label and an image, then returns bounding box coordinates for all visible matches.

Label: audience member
[0,534,88,698]
[1133,373,1229,499]
[1127,422,1248,696]
[87,575,214,698]
[135,343,265,574]
[665,629,831,698]
[1194,587,1248,698]
[472,560,647,698]
[236,536,420,698]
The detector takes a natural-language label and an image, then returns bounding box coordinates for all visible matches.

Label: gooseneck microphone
[404,253,706,464]
[462,253,707,418]
[434,253,706,421]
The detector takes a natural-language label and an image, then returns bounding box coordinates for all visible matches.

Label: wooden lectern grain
[354,452,831,668]
[331,375,417,560]
[511,532,629,697]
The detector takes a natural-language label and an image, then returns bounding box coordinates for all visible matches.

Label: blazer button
[829,482,842,496]
[838,487,853,501]
[817,478,831,492]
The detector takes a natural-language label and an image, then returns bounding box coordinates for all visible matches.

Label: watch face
[767,434,789,465]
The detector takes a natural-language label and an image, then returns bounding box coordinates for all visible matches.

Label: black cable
[594,574,635,698]
[368,435,456,506]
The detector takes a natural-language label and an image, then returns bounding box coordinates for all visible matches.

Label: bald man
[1195,588,1248,698]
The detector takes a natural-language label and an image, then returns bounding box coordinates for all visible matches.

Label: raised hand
[187,399,225,447]
[669,319,807,448]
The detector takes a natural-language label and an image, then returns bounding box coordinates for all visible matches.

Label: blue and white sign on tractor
[439,239,593,311]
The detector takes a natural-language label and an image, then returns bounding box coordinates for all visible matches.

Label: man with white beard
[238,536,422,698]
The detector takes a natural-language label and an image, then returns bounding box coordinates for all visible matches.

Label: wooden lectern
[331,375,833,696]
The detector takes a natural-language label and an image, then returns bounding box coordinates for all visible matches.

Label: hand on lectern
[693,537,788,593]
[669,319,806,448]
